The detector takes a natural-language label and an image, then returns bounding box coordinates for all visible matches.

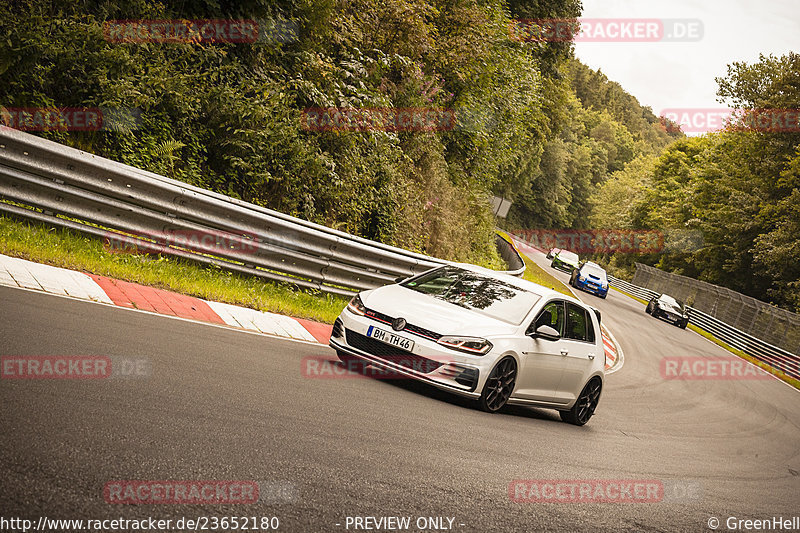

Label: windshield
[558,250,579,262]
[402,267,541,324]
[659,295,685,311]
[582,265,607,280]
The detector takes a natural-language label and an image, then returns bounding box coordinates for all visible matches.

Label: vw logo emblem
[392,317,407,331]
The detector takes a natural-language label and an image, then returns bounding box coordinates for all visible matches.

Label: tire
[550,261,556,269]
[560,378,602,426]
[477,357,517,413]
[600,293,607,299]
[678,320,688,329]
[645,302,652,314]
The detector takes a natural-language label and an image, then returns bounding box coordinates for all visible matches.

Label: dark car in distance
[646,294,689,328]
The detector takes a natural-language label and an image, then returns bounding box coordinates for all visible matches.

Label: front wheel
[678,320,688,329]
[560,378,602,426]
[477,357,517,413]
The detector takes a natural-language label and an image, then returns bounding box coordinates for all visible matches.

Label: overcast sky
[574,0,799,130]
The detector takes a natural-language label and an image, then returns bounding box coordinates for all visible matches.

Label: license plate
[366,325,415,351]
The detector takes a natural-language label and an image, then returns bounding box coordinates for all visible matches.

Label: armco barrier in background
[632,263,800,359]
[494,232,525,277]
[608,271,799,381]
[0,127,522,297]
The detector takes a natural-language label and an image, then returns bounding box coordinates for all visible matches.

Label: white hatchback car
[329,264,605,425]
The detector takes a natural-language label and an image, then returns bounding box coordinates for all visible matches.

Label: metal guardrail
[632,262,800,357]
[609,275,799,381]
[608,275,659,301]
[0,127,522,296]
[494,232,525,277]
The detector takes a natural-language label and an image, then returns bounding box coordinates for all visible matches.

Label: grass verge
[519,253,573,297]
[611,287,799,390]
[492,230,573,297]
[0,215,349,324]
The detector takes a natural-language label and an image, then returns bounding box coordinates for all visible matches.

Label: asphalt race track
[1,260,799,532]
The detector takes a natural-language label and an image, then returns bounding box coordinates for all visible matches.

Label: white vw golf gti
[330,264,605,425]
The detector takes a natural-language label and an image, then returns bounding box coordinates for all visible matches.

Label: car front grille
[344,329,443,373]
[363,308,442,341]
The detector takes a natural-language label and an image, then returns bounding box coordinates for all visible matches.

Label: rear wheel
[560,378,602,426]
[477,357,517,413]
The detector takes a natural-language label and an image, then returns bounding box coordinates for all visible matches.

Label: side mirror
[394,276,407,284]
[529,325,561,341]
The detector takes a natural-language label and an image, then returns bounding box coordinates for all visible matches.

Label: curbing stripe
[0,254,326,345]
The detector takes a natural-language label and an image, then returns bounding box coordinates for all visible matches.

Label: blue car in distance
[569,261,609,299]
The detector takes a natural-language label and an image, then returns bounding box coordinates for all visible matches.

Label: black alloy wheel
[478,357,518,412]
[560,378,602,426]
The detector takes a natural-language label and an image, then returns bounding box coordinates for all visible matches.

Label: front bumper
[575,280,608,296]
[552,261,576,272]
[656,309,686,323]
[329,310,490,399]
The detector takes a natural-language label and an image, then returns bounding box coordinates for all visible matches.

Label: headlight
[579,275,586,281]
[346,294,366,316]
[437,336,493,355]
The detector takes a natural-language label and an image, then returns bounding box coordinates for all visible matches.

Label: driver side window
[530,301,565,336]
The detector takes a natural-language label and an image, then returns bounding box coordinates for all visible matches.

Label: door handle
[560,350,568,356]
[588,353,595,360]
